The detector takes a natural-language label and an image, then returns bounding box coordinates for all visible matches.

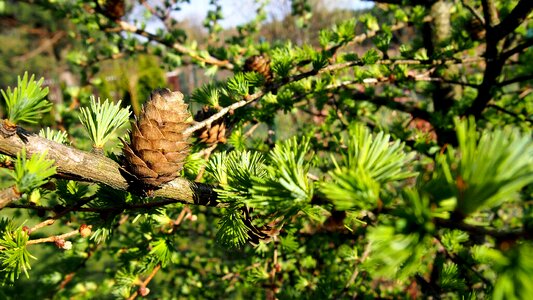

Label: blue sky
[169,0,374,28]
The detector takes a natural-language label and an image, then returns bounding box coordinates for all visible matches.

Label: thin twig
[487,104,533,124]
[26,229,79,246]
[434,236,492,288]
[195,143,218,182]
[29,195,97,233]
[127,264,161,300]
[497,74,533,87]
[185,56,482,135]
[461,0,485,24]
[337,241,373,299]
[116,21,233,70]
[243,122,261,138]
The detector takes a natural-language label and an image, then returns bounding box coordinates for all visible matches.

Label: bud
[139,286,150,297]
[79,224,92,238]
[55,238,72,250]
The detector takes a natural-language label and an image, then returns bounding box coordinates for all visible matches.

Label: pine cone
[122,89,191,187]
[244,55,273,82]
[100,0,125,20]
[195,106,227,145]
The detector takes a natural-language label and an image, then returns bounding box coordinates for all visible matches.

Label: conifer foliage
[0,0,532,299]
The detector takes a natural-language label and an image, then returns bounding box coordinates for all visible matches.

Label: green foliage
[0,72,50,124]
[321,123,415,210]
[248,137,314,217]
[4,148,56,195]
[271,46,294,78]
[149,238,174,267]
[0,219,34,285]
[190,83,221,107]
[365,226,430,280]
[79,97,131,149]
[226,73,250,97]
[39,127,69,144]
[428,117,533,216]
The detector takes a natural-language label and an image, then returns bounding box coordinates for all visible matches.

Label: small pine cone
[123,89,191,187]
[102,0,125,20]
[195,106,227,145]
[244,55,273,82]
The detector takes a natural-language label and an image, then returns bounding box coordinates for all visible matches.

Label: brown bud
[22,226,31,235]
[54,238,71,250]
[139,286,150,297]
[79,224,92,238]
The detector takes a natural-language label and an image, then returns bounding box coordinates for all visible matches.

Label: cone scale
[123,89,191,187]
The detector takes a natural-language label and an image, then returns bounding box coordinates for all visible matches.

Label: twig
[501,38,533,60]
[29,195,97,233]
[336,241,373,299]
[435,218,528,241]
[497,74,533,87]
[243,122,261,138]
[13,31,66,61]
[492,0,533,41]
[461,0,485,24]
[127,264,161,300]
[185,56,482,135]
[434,236,492,288]
[195,143,218,182]
[116,21,233,70]
[486,104,533,124]
[0,186,20,209]
[26,229,79,246]
[332,16,433,51]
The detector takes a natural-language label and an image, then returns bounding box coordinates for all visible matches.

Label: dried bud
[22,226,31,235]
[79,224,92,238]
[55,238,72,250]
[139,286,150,297]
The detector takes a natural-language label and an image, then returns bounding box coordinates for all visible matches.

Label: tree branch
[501,38,533,61]
[492,0,533,41]
[0,126,221,208]
[487,104,533,124]
[26,229,79,246]
[497,74,533,87]
[0,186,20,209]
[461,0,485,24]
[116,21,233,70]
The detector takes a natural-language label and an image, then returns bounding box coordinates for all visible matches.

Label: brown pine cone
[244,55,273,82]
[99,0,125,20]
[195,106,227,145]
[122,89,191,187]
